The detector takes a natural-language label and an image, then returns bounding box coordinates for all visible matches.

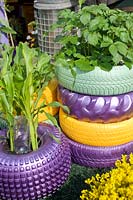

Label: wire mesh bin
[34,0,77,55]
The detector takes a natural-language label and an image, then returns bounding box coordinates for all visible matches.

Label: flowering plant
[80,154,133,200]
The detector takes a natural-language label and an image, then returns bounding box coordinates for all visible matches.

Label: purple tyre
[58,86,133,123]
[0,1,9,45]
[0,123,71,200]
[68,137,133,168]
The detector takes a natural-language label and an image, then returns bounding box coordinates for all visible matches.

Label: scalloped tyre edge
[58,86,133,123]
[68,138,133,168]
[59,109,133,146]
[56,65,133,95]
[0,124,71,200]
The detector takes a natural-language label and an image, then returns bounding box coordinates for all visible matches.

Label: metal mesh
[34,8,62,55]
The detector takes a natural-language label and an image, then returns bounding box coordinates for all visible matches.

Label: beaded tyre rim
[59,108,133,146]
[68,137,133,168]
[0,123,71,200]
[55,65,133,95]
[58,86,133,123]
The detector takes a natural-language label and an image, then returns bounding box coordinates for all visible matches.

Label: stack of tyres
[56,65,133,168]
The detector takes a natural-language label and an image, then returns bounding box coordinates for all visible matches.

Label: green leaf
[0,91,10,112]
[22,43,36,76]
[112,53,122,65]
[3,72,14,102]
[48,101,70,114]
[75,58,94,71]
[55,58,69,68]
[126,49,133,62]
[119,32,129,43]
[101,35,113,47]
[87,32,99,46]
[49,133,61,144]
[89,16,105,31]
[70,66,77,79]
[115,41,127,56]
[109,44,118,56]
[80,13,90,25]
[124,60,132,69]
[44,112,60,131]
[0,18,16,34]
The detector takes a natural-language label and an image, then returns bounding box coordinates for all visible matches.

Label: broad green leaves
[75,58,94,71]
[54,3,133,71]
[109,42,127,64]
[0,18,16,34]
[80,13,90,25]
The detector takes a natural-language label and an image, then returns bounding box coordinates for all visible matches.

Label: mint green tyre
[55,65,133,95]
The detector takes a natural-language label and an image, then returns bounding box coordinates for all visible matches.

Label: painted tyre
[55,65,133,95]
[0,123,71,200]
[58,86,133,123]
[36,79,59,122]
[59,108,133,146]
[68,138,133,168]
[0,2,9,45]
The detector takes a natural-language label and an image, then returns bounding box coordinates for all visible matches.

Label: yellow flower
[80,153,133,200]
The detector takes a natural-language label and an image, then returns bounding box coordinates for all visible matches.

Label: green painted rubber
[55,65,133,95]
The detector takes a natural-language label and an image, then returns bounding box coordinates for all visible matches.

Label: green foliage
[54,4,133,71]
[0,43,55,151]
[0,18,16,34]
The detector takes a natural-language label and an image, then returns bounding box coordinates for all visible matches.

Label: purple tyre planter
[0,123,71,200]
[0,1,9,45]
[68,137,133,168]
[58,86,133,123]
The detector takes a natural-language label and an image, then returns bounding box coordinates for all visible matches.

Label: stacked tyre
[37,79,59,122]
[56,65,133,168]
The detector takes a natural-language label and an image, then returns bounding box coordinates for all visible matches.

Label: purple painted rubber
[68,137,133,168]
[58,86,133,123]
[0,2,9,45]
[0,123,71,200]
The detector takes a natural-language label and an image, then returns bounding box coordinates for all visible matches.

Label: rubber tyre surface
[68,138,133,168]
[59,109,133,146]
[0,3,9,45]
[0,123,71,200]
[58,86,133,123]
[55,65,133,95]
[36,79,59,122]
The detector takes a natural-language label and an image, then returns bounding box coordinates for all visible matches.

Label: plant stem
[29,120,38,151]
[9,127,14,152]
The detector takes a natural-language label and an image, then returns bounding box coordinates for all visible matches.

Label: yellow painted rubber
[37,79,58,122]
[59,109,133,147]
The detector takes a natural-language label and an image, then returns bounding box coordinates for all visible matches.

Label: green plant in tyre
[54,3,133,72]
[0,42,67,153]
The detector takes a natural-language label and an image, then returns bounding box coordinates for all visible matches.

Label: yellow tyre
[37,79,58,122]
[59,109,133,146]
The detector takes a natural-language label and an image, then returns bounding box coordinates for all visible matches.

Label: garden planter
[35,79,58,122]
[58,86,133,123]
[68,138,133,168]
[57,66,133,167]
[59,108,133,146]
[54,3,133,168]
[0,123,71,200]
[56,65,133,95]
